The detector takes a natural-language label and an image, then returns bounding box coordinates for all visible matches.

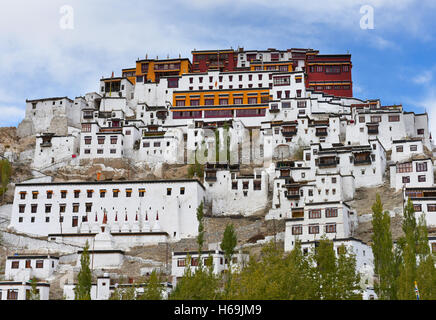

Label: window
[126,189,132,197]
[243,181,249,190]
[296,90,302,98]
[20,192,26,200]
[389,115,400,122]
[325,208,338,218]
[32,192,38,199]
[359,116,365,123]
[177,259,185,267]
[417,129,425,135]
[396,145,403,152]
[402,176,410,183]
[113,190,119,198]
[418,175,426,182]
[292,225,303,235]
[72,216,78,227]
[167,188,172,196]
[19,205,25,213]
[176,100,185,107]
[31,204,37,213]
[87,190,93,198]
[191,257,199,266]
[309,225,320,234]
[61,190,67,198]
[309,209,321,219]
[74,190,80,198]
[397,162,412,173]
[25,260,31,268]
[7,289,18,300]
[45,205,51,213]
[11,261,19,269]
[234,97,243,105]
[100,190,106,198]
[36,260,44,268]
[180,187,185,195]
[413,204,422,212]
[273,76,290,86]
[72,204,79,213]
[47,191,53,199]
[59,204,66,213]
[232,181,238,190]
[416,162,428,172]
[97,136,105,145]
[410,145,418,152]
[139,189,145,197]
[370,116,381,123]
[86,203,92,213]
[82,123,91,132]
[427,204,436,212]
[326,223,337,233]
[253,180,261,191]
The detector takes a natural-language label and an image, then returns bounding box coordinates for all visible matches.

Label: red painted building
[305,53,353,97]
[191,49,238,73]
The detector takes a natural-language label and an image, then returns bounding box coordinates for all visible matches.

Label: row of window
[396,162,428,173]
[83,149,122,155]
[413,203,436,212]
[291,223,337,235]
[10,259,51,269]
[395,144,418,153]
[358,115,400,123]
[177,256,237,267]
[18,187,184,200]
[309,65,349,73]
[401,175,427,184]
[175,96,268,107]
[84,136,121,145]
[308,208,339,219]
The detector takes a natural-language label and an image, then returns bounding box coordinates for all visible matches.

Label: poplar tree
[74,241,92,300]
[371,194,396,299]
[138,270,163,300]
[0,159,12,201]
[28,277,40,300]
[415,214,436,299]
[397,198,417,299]
[220,223,238,297]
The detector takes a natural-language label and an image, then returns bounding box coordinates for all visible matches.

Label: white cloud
[0,106,25,127]
[412,70,433,84]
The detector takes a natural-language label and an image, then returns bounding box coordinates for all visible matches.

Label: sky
[1,0,436,136]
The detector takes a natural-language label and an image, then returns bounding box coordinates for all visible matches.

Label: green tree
[371,194,397,299]
[27,277,40,300]
[220,223,238,297]
[335,244,362,300]
[74,241,92,300]
[397,198,417,299]
[109,285,137,300]
[169,256,221,300]
[196,201,205,257]
[0,159,12,201]
[138,270,163,300]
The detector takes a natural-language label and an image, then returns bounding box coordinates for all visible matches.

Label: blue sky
[1,0,436,135]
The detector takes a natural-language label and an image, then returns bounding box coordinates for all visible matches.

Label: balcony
[317,157,337,168]
[99,127,122,133]
[282,129,297,137]
[156,111,168,120]
[315,129,328,137]
[40,142,52,148]
[367,125,379,135]
[291,209,304,218]
[287,193,300,200]
[205,175,217,182]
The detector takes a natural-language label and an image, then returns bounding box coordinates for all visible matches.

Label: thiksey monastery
[1,47,434,300]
